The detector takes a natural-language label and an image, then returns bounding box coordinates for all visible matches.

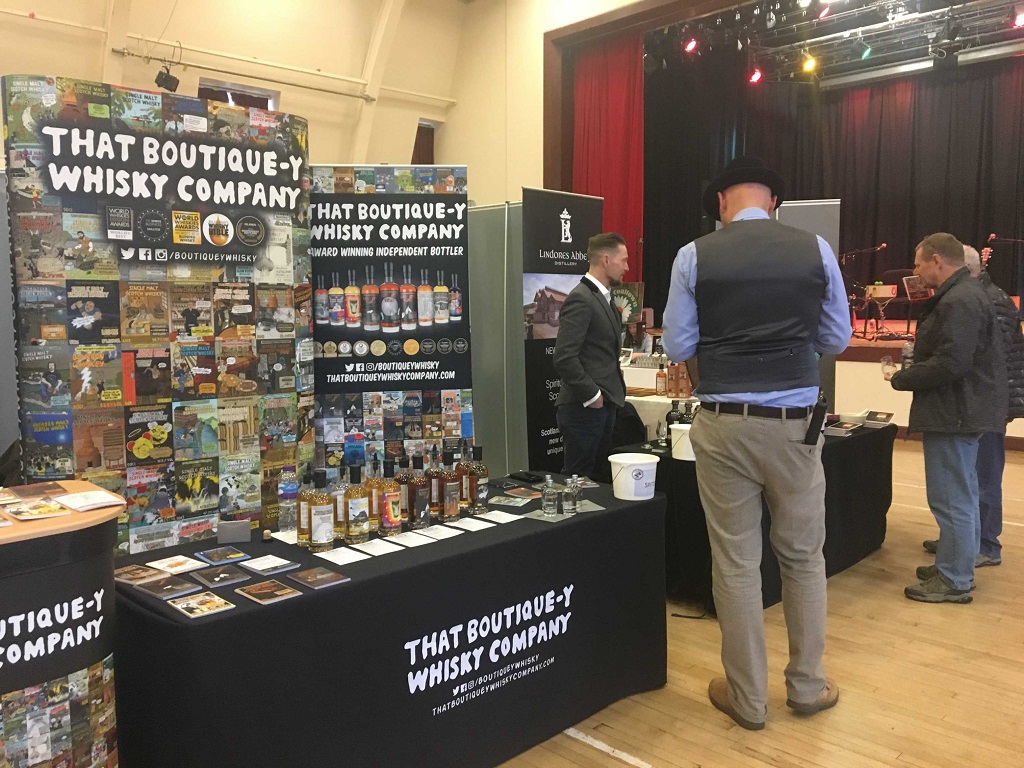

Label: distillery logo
[136,209,171,243]
[560,208,572,244]
[235,215,266,248]
[202,214,234,247]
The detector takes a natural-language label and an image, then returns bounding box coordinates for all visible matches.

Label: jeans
[557,402,617,479]
[977,431,1004,560]
[922,432,980,590]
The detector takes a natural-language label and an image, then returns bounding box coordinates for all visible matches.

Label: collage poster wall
[308,166,473,470]
[521,188,603,472]
[3,75,313,554]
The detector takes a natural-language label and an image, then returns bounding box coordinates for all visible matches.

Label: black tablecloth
[619,424,896,611]
[114,485,667,768]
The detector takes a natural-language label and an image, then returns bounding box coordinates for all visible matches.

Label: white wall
[0,0,466,168]
[436,0,645,206]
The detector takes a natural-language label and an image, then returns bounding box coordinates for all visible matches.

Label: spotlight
[818,6,830,19]
[154,65,179,92]
[684,37,699,54]
[1014,5,1024,27]
[798,0,812,8]
[803,53,817,72]
[749,68,763,83]
[861,44,872,59]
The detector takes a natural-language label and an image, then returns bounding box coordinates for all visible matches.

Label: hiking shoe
[976,553,1001,567]
[786,679,840,715]
[708,677,765,731]
[923,539,938,554]
[905,574,973,603]
[915,564,976,589]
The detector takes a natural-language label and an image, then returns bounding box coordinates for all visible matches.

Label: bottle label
[381,491,402,528]
[418,292,434,322]
[345,294,361,324]
[414,487,430,523]
[315,294,329,323]
[430,478,440,503]
[311,504,334,543]
[434,294,449,321]
[449,293,462,318]
[400,484,409,513]
[347,497,369,533]
[364,294,379,325]
[462,475,471,499]
[299,500,310,529]
[475,478,489,507]
[444,482,460,517]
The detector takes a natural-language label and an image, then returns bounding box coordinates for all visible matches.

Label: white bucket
[608,453,660,501]
[670,424,695,461]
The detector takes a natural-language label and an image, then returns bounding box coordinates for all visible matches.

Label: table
[618,424,896,610]
[114,484,667,768]
[0,480,124,767]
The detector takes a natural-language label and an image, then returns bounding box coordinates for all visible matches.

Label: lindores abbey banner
[308,166,473,467]
[521,189,603,472]
[3,75,314,554]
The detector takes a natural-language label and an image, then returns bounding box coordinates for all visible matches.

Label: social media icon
[138,248,152,261]
[119,248,135,260]
[345,364,355,372]
[155,248,168,261]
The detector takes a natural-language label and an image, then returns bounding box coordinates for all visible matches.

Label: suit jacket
[553,278,627,408]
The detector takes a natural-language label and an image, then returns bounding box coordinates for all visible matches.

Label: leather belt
[700,402,814,419]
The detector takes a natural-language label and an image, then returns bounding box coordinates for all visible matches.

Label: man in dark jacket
[921,245,1024,567]
[888,233,1007,603]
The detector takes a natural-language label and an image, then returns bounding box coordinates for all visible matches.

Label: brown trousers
[690,407,829,722]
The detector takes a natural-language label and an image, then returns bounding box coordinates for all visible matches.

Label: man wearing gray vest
[662,157,852,730]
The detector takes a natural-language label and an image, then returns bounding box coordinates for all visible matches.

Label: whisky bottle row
[315,264,463,332]
[292,442,488,550]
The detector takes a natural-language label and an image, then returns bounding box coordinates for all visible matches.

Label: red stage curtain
[572,32,645,283]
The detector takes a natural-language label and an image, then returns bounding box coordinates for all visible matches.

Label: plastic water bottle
[562,475,581,516]
[277,465,300,535]
[901,341,915,370]
[541,475,559,517]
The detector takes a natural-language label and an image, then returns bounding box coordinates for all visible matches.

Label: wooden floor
[503,440,1024,768]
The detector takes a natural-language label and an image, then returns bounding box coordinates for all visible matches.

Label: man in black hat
[662,157,851,730]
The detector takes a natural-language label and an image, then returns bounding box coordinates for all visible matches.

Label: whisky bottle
[380,262,400,333]
[296,468,314,546]
[344,465,370,544]
[456,440,475,512]
[309,469,335,553]
[679,363,693,399]
[656,363,667,396]
[330,465,350,540]
[665,400,684,448]
[394,454,412,523]
[471,445,489,515]
[449,273,462,323]
[400,265,417,331]
[314,275,329,325]
[425,445,443,519]
[440,451,460,522]
[541,474,558,517]
[344,269,362,328]
[562,475,581,517]
[362,264,380,331]
[379,460,402,537]
[433,270,449,325]
[329,272,346,327]
[409,453,431,529]
[417,268,434,327]
[364,456,383,533]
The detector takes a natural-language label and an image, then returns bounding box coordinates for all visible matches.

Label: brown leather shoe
[786,679,840,714]
[708,677,765,730]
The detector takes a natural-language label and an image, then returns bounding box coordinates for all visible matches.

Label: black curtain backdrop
[644,52,1024,325]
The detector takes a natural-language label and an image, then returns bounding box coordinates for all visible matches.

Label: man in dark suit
[553,232,630,479]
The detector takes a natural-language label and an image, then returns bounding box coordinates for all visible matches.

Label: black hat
[702,156,786,221]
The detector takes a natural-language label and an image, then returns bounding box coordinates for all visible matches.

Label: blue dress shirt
[661,208,852,407]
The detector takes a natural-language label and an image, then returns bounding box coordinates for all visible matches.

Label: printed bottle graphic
[328,272,345,327]
[362,265,379,332]
[344,269,361,328]
[417,268,434,327]
[314,275,329,325]
[380,262,400,333]
[448,273,462,322]
[433,270,449,325]
[400,265,417,331]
